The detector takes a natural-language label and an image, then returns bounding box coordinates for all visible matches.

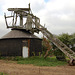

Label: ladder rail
[41,29,75,59]
[35,23,75,60]
[52,37,75,55]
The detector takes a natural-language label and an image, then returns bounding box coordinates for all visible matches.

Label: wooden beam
[8,8,30,11]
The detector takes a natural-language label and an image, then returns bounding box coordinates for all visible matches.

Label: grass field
[17,56,67,66]
[0,56,68,66]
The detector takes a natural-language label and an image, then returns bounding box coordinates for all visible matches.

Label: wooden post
[20,15,23,26]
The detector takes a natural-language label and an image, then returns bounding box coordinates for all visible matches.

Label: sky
[0,0,75,38]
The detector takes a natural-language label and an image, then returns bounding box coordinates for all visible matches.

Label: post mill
[3,3,75,65]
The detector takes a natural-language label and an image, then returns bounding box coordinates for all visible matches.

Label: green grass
[0,56,68,66]
[0,72,8,75]
[17,56,67,66]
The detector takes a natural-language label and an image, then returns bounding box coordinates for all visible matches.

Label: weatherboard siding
[0,38,42,57]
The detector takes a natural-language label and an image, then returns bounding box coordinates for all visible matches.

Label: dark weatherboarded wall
[30,39,42,56]
[0,39,22,56]
[0,38,42,56]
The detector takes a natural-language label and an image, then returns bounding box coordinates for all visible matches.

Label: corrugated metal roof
[1,29,41,39]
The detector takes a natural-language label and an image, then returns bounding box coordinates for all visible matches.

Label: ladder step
[70,53,75,56]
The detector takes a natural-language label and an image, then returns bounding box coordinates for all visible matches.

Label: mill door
[22,40,30,58]
[23,46,28,58]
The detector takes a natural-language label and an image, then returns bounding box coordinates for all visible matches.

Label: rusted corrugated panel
[28,39,30,56]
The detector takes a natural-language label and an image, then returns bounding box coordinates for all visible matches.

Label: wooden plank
[8,8,30,11]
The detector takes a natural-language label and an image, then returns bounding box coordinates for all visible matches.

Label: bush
[54,49,66,61]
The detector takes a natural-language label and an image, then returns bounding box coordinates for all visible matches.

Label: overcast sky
[0,0,75,38]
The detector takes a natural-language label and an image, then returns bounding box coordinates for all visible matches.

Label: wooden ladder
[37,24,75,65]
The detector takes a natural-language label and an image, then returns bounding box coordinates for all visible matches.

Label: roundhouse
[0,29,42,58]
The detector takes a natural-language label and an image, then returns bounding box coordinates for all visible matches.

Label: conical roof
[1,29,40,39]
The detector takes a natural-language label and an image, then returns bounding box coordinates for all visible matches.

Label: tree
[42,38,53,57]
[54,33,75,60]
[54,33,71,60]
[58,33,71,46]
[70,33,75,52]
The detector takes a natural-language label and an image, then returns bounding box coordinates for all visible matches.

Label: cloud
[36,0,75,34]
[0,0,75,38]
[0,15,10,37]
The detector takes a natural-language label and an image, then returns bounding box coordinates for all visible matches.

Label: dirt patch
[0,60,75,75]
